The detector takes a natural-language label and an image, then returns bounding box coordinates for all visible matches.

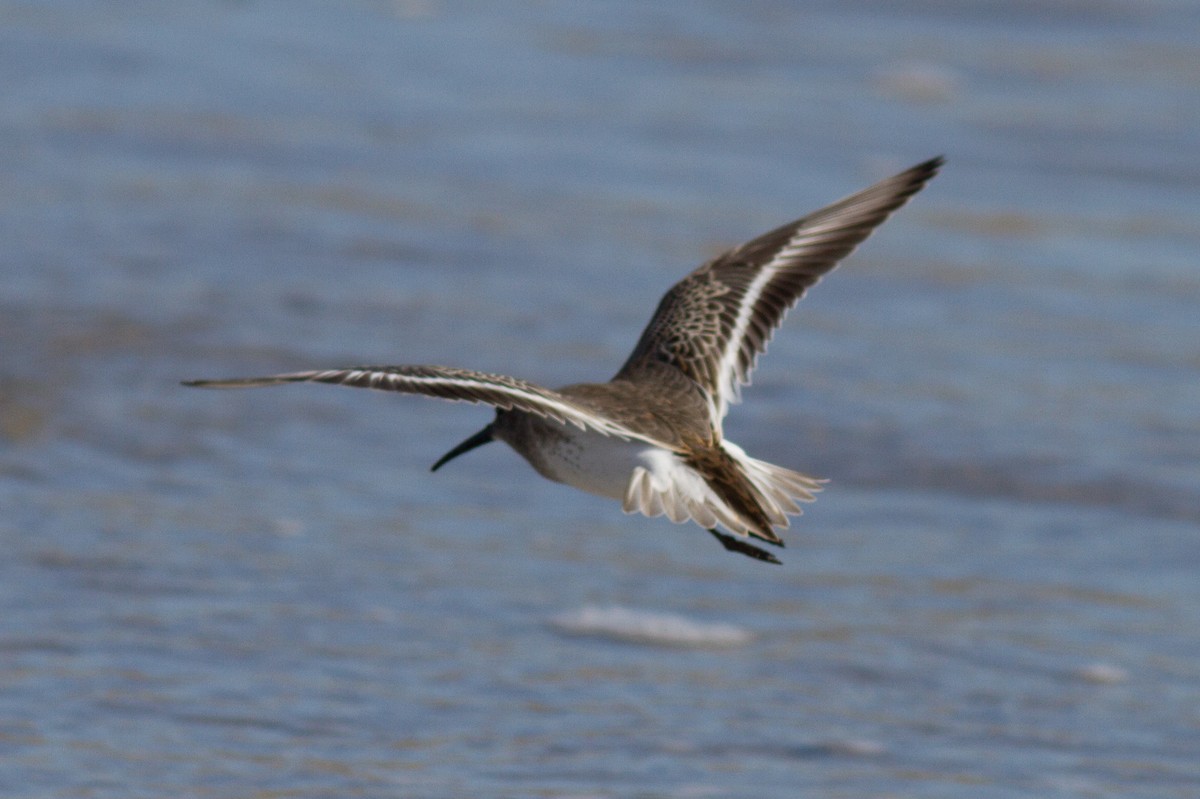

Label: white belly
[526,429,657,502]
[533,429,742,531]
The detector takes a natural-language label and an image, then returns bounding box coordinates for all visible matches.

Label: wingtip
[915,154,946,177]
[886,155,944,201]
[179,375,301,389]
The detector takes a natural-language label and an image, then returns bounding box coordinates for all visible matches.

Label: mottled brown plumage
[185,157,943,563]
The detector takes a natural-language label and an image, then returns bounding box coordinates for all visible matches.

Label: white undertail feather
[723,440,825,528]
[621,443,823,539]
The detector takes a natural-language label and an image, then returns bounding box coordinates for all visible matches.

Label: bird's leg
[708,529,782,565]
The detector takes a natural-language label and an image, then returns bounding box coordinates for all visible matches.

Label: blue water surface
[1,2,1198,797]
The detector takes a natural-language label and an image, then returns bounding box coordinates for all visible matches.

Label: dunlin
[186,157,942,563]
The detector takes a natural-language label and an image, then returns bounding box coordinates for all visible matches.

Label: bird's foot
[708,529,782,565]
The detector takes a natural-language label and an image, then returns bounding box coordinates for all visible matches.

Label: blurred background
[2,1,1198,796]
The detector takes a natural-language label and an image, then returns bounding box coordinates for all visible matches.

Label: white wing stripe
[303,369,654,443]
[708,229,802,423]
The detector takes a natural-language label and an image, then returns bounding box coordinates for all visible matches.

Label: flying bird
[185,157,943,563]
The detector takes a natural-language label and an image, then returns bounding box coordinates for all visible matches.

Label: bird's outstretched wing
[615,157,943,431]
[184,365,672,446]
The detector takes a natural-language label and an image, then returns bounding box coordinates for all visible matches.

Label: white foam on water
[550,605,753,649]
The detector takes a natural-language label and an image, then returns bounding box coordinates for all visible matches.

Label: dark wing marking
[616,157,943,429]
[184,365,673,447]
